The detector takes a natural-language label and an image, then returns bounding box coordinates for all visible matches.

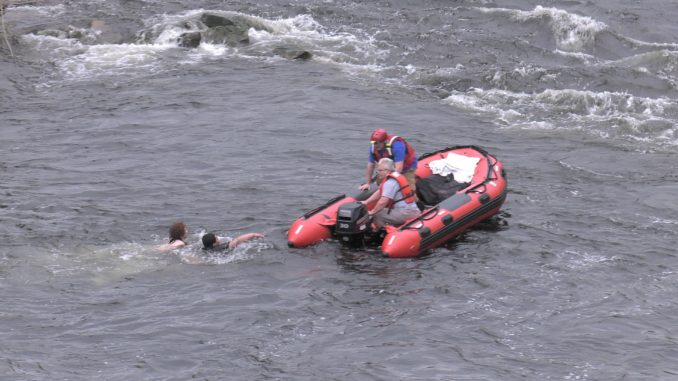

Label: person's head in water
[169,222,187,243]
[202,232,218,249]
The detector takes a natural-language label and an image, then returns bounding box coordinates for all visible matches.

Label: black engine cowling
[335,202,371,246]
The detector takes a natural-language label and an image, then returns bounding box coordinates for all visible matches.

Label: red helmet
[370,128,388,143]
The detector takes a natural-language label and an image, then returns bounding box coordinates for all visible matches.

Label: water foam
[443,87,678,148]
[477,6,607,51]
[7,3,65,16]
[138,10,383,65]
[25,9,385,82]
[58,43,172,80]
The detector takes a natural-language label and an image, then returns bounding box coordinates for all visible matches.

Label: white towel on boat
[428,153,480,183]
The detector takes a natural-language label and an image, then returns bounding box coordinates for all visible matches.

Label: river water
[1,0,677,380]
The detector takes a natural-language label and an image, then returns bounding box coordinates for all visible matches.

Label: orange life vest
[378,172,416,208]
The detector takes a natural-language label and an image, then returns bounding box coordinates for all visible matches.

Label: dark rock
[200,13,236,28]
[177,31,201,48]
[273,47,312,60]
[35,29,66,38]
[203,25,249,45]
[198,12,274,46]
[292,51,312,60]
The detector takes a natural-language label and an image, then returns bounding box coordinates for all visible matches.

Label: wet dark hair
[202,233,217,249]
[169,222,187,243]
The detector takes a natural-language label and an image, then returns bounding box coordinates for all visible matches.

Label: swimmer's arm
[228,233,265,249]
[157,240,185,252]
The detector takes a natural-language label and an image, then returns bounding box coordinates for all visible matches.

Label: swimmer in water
[202,232,264,250]
[157,221,188,252]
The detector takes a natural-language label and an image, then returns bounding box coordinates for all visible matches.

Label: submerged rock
[200,13,237,28]
[137,12,267,47]
[136,11,312,60]
[25,20,131,45]
[177,31,201,48]
[198,13,263,45]
[202,25,249,45]
[273,46,312,60]
[35,27,85,40]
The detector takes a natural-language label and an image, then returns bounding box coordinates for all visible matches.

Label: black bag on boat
[416,174,469,206]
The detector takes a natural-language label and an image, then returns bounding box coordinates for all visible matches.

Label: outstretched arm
[228,233,264,249]
[360,162,376,190]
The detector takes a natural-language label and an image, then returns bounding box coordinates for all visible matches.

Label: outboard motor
[335,202,371,246]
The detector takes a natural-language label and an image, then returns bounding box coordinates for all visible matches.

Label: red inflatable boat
[287,146,507,258]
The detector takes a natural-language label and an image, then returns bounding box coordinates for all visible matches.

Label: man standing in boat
[359,158,421,229]
[359,129,418,195]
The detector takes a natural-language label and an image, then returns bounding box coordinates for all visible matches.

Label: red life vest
[371,135,416,170]
[378,172,416,208]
